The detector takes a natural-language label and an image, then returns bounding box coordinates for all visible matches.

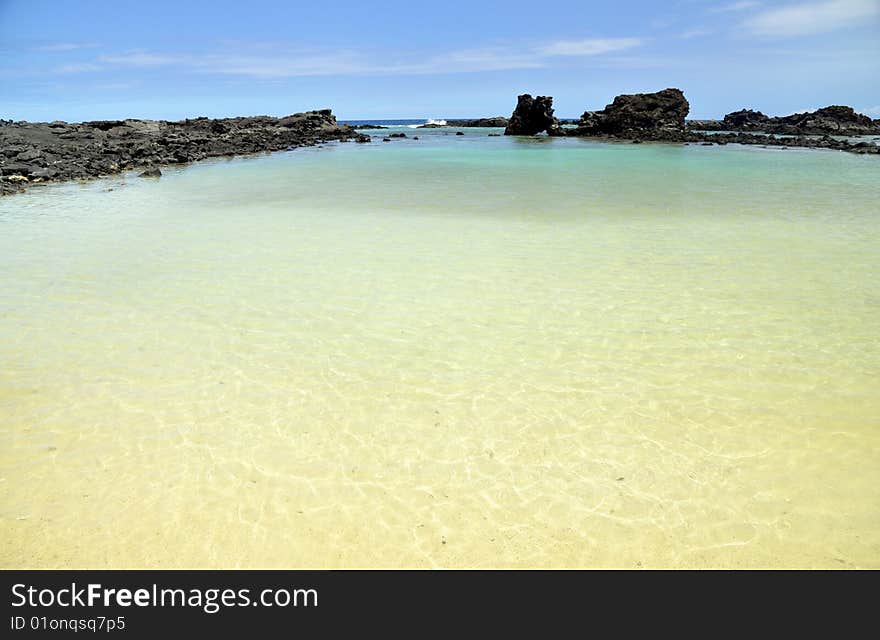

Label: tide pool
[1,129,878,567]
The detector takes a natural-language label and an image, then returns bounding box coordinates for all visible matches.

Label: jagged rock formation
[572,88,689,138]
[503,95,562,135]
[564,89,877,153]
[1,109,368,195]
[722,109,770,130]
[773,106,878,135]
[693,105,880,135]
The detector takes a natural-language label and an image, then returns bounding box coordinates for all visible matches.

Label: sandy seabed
[2,132,878,568]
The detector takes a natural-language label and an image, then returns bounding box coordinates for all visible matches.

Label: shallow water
[1,128,878,568]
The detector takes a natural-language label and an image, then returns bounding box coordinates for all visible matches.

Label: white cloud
[56,62,103,73]
[33,43,99,52]
[99,52,179,66]
[537,38,643,56]
[709,1,761,13]
[743,0,880,36]
[92,82,138,90]
[194,51,373,77]
[681,27,715,38]
[51,36,645,79]
[437,48,546,72]
[88,48,542,77]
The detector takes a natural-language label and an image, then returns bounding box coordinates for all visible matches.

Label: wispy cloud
[197,51,377,77]
[56,62,103,73]
[649,18,676,30]
[743,0,880,36]
[426,48,546,73]
[709,1,761,13]
[536,37,644,56]
[99,52,179,66]
[681,27,715,39]
[32,42,99,52]
[92,81,139,91]
[91,48,541,77]
[53,37,645,79]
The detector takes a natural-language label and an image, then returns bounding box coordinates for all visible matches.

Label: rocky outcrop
[666,128,879,154]
[1,109,369,195]
[773,106,878,135]
[565,89,878,153]
[686,119,723,131]
[683,131,879,154]
[723,109,770,130]
[692,105,880,135]
[688,109,770,131]
[503,95,562,136]
[446,117,509,127]
[573,88,689,138]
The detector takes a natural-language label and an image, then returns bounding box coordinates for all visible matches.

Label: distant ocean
[342,118,450,128]
[342,118,580,126]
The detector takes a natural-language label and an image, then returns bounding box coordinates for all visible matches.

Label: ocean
[1,124,878,567]
[343,119,435,126]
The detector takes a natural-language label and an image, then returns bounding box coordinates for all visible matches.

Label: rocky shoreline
[691,105,879,136]
[0,109,368,195]
[4,93,878,196]
[502,89,880,154]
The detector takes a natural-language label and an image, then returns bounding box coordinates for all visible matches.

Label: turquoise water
[1,127,879,567]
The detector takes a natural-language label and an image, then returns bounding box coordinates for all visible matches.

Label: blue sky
[1,0,878,121]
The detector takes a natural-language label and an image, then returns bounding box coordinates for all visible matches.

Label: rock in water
[504,95,562,136]
[715,105,879,135]
[575,88,689,138]
[774,105,878,135]
[138,168,162,178]
[722,109,770,130]
[446,117,509,127]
